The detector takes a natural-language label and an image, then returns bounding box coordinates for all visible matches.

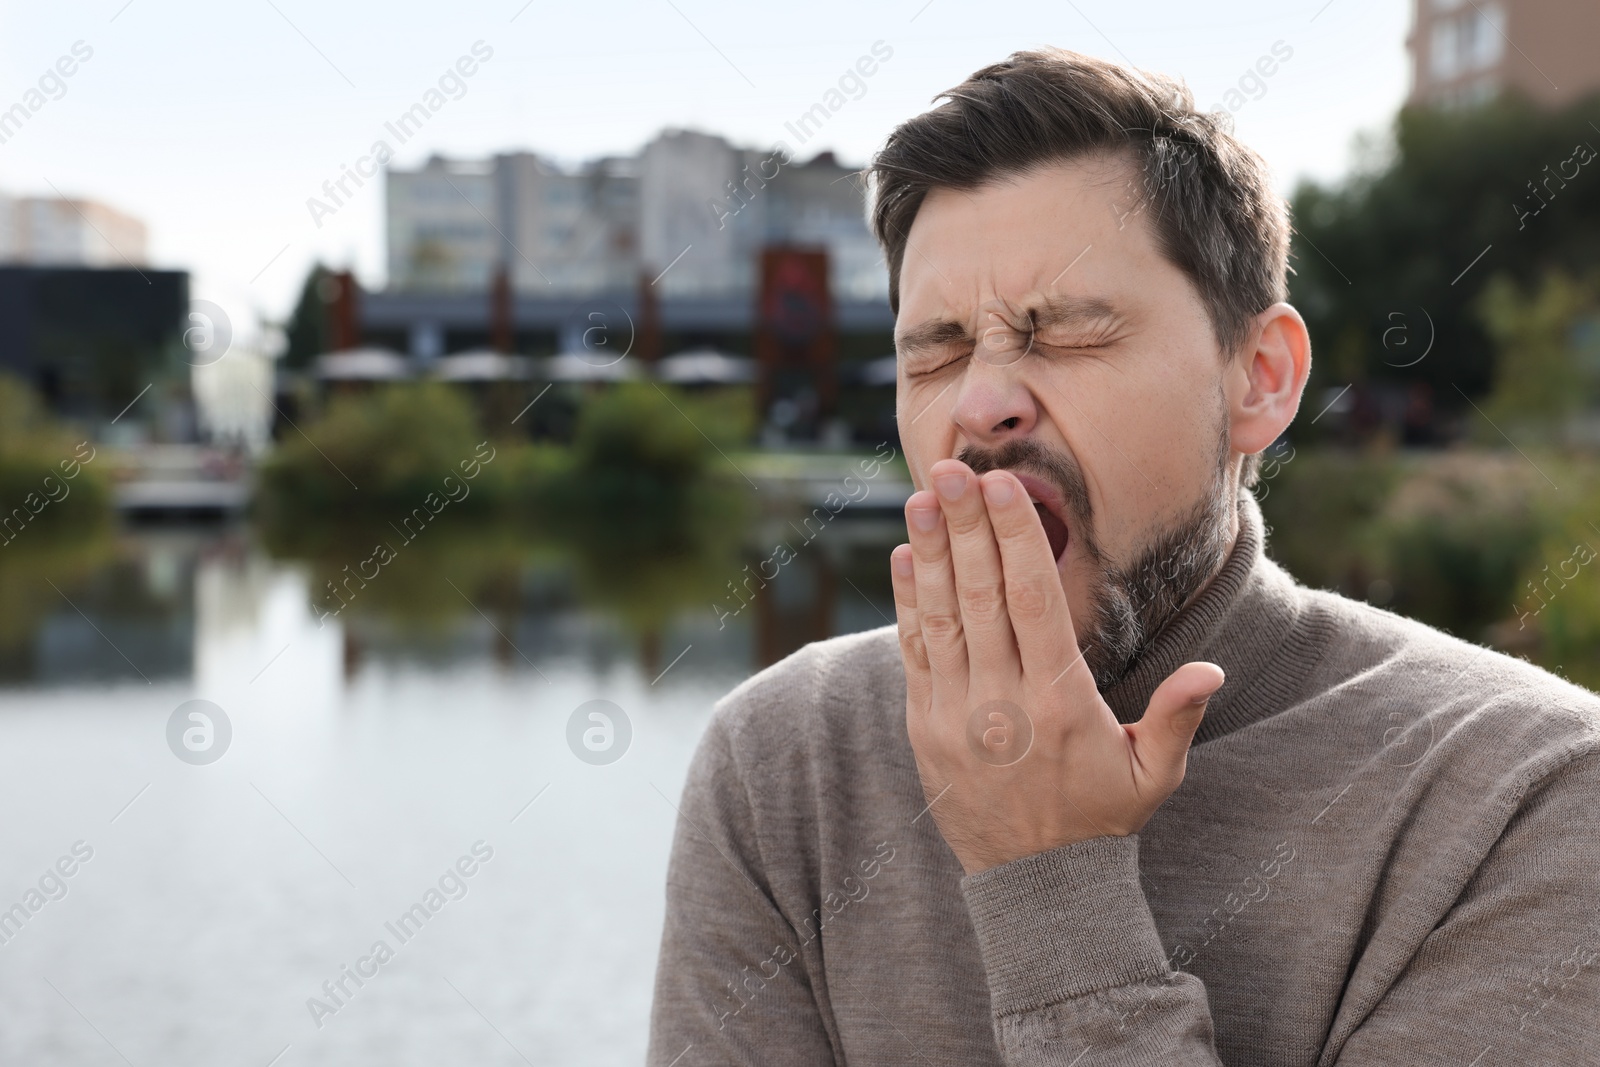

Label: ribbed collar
[1101,490,1331,745]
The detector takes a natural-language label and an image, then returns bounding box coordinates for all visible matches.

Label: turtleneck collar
[1101,489,1332,745]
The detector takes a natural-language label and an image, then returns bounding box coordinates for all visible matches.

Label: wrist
[960,834,1169,1014]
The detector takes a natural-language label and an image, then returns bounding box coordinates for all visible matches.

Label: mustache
[957,437,1094,540]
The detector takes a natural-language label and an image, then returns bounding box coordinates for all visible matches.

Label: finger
[1126,661,1225,795]
[905,488,969,690]
[929,459,1017,680]
[890,544,934,716]
[978,470,1081,687]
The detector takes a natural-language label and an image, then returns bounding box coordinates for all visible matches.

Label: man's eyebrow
[1029,295,1120,330]
[895,297,1123,356]
[895,318,972,356]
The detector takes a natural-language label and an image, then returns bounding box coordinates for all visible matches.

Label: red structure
[755,247,835,423]
[490,264,513,353]
[328,270,362,351]
[636,267,662,364]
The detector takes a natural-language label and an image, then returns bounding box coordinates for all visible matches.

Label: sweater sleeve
[646,712,838,1067]
[960,748,1600,1067]
[961,834,1226,1065]
[1328,746,1600,1065]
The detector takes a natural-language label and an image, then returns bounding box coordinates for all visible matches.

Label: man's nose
[950,356,1039,446]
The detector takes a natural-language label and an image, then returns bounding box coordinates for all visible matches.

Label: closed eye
[1033,333,1121,356]
[905,350,972,377]
[904,332,1116,374]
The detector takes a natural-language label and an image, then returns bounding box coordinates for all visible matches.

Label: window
[1430,3,1506,82]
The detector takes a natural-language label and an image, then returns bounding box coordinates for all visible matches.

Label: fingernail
[933,472,967,500]
[891,549,913,577]
[982,476,1014,505]
[910,506,939,532]
[1190,688,1220,705]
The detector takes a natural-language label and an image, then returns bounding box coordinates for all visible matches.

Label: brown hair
[867,47,1291,487]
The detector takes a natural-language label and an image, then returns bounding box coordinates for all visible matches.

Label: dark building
[357,285,894,364]
[355,278,897,444]
[0,265,189,422]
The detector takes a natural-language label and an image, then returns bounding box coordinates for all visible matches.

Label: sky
[0,0,1412,346]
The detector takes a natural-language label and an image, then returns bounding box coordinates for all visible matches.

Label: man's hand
[891,458,1224,875]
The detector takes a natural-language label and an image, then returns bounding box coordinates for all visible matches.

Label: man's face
[894,153,1241,688]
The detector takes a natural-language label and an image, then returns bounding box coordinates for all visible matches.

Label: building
[0,266,188,424]
[356,286,895,367]
[758,150,885,303]
[374,130,894,441]
[0,192,148,267]
[640,133,885,302]
[383,129,887,308]
[497,151,640,295]
[639,129,752,297]
[1407,0,1600,109]
[384,156,498,293]
[387,151,641,299]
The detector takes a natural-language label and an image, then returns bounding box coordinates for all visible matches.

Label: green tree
[1289,91,1600,419]
[282,263,335,370]
[1476,269,1600,439]
[257,382,506,522]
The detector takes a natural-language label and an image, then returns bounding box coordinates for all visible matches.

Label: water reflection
[0,510,903,1065]
[0,512,903,690]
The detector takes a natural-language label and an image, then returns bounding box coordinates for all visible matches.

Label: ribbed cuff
[960,834,1170,1016]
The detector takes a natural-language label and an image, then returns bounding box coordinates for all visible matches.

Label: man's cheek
[1117,391,1217,495]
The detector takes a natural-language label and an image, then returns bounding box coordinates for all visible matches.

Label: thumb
[1126,661,1225,792]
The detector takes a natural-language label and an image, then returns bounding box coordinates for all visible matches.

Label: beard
[959,411,1235,691]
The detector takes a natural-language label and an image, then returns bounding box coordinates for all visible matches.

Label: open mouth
[1008,472,1071,564]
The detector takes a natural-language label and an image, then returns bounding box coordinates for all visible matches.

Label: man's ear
[1227,302,1312,457]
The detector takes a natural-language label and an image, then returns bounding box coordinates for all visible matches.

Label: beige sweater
[648,492,1600,1065]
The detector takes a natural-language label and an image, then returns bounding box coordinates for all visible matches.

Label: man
[649,48,1600,1065]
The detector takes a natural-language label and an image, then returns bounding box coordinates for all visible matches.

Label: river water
[0,517,901,1065]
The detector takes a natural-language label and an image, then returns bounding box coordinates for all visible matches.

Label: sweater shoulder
[706,624,905,772]
[1295,582,1600,766]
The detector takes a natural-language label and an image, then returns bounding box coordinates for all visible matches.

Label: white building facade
[0,191,148,266]
[383,129,886,302]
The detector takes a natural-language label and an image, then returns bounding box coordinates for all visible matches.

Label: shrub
[543,383,752,533]
[0,374,112,547]
[1374,452,1548,637]
[257,383,505,520]
[1260,447,1560,642]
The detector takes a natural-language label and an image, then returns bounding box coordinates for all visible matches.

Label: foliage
[256,382,516,524]
[252,378,760,638]
[1289,91,1600,424]
[284,521,545,634]
[1496,460,1600,688]
[1476,269,1600,439]
[1261,448,1555,641]
[1257,447,1401,594]
[1374,452,1549,636]
[0,374,113,541]
[281,263,335,370]
[546,382,754,530]
[255,381,754,543]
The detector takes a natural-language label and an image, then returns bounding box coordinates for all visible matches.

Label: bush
[1261,447,1557,641]
[1374,452,1548,636]
[1257,447,1400,594]
[257,383,513,521]
[0,374,112,546]
[543,383,752,533]
[1497,463,1600,687]
[1476,270,1600,443]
